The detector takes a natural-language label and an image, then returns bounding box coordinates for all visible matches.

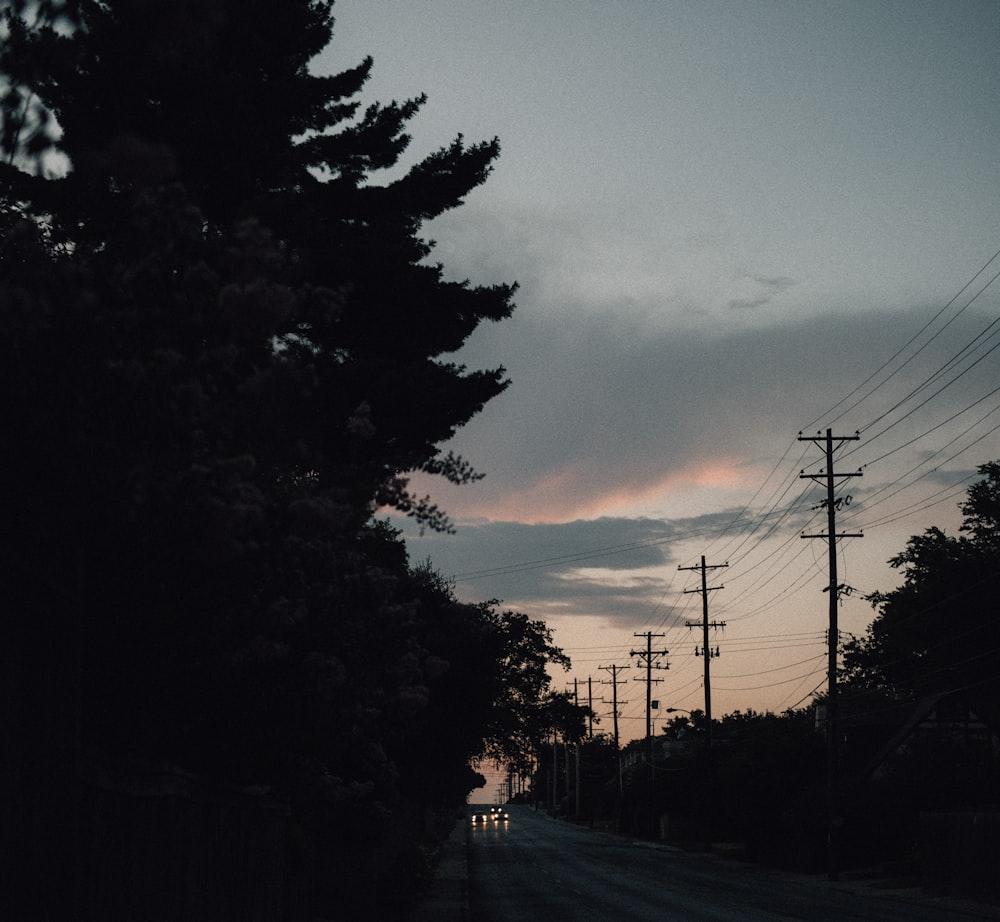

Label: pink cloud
[446,456,750,525]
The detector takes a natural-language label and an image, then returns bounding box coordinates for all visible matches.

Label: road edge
[409,814,470,922]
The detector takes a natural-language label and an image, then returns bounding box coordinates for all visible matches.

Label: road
[467,805,998,921]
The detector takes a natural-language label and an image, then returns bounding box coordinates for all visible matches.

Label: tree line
[3,0,997,913]
[532,463,1000,877]
[0,2,585,918]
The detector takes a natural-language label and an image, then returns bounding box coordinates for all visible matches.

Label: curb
[409,818,470,921]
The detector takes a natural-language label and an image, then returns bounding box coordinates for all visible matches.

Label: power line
[804,246,1000,432]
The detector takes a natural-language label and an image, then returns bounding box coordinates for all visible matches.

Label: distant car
[470,811,490,823]
[489,807,510,822]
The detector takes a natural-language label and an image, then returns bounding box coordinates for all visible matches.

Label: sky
[320,1,1000,751]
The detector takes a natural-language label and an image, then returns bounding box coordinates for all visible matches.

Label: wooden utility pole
[551,731,557,811]
[800,428,862,882]
[600,664,629,804]
[630,632,668,760]
[679,555,727,848]
[679,555,727,744]
[568,679,581,817]
[599,664,629,751]
[631,632,668,837]
[587,676,594,738]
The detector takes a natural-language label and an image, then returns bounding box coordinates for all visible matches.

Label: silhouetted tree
[842,461,1000,703]
[1,0,517,754]
[0,2,530,918]
[383,566,573,812]
[1,0,514,530]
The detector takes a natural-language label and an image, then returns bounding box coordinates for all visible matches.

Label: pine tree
[1,5,523,916]
[1,0,515,529]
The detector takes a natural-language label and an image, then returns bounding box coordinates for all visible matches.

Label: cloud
[728,272,798,310]
[388,289,1000,637]
[397,198,1000,644]
[418,301,957,526]
[752,274,797,290]
[399,510,748,628]
[728,296,772,311]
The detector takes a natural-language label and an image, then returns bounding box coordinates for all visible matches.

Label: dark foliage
[0,3,565,919]
[842,461,1000,704]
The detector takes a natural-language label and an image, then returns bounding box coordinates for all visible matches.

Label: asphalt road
[466,805,999,922]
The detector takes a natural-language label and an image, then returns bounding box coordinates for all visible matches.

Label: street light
[662,707,690,731]
[661,707,692,739]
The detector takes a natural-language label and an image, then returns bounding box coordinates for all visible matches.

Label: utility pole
[631,632,668,837]
[679,555,727,745]
[630,632,669,760]
[587,676,594,738]
[680,556,727,849]
[551,731,557,813]
[599,664,629,752]
[566,734,572,816]
[600,664,630,808]
[567,679,580,818]
[800,428,862,882]
[568,677,578,709]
